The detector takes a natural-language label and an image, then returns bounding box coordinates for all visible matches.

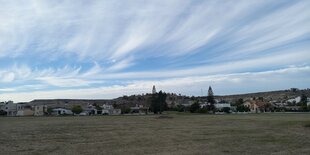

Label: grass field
[1,113,310,155]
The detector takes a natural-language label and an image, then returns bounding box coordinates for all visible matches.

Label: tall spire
[152,85,156,94]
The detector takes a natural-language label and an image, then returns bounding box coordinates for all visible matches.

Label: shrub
[223,107,231,113]
[304,123,310,128]
[72,105,83,114]
[190,102,201,113]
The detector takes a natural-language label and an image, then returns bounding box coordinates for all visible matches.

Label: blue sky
[0,0,310,102]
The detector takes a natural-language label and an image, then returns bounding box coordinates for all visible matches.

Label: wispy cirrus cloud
[1,65,309,102]
[0,0,309,101]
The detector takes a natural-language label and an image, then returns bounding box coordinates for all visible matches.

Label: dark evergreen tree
[207,86,215,112]
[300,94,308,111]
[150,91,167,114]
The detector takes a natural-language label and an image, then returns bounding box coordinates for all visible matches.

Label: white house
[214,103,231,110]
[52,108,73,115]
[101,104,121,115]
[287,96,301,103]
[16,106,34,116]
[3,101,17,116]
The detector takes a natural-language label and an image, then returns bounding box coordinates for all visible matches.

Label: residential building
[16,105,34,116]
[101,104,121,115]
[51,108,73,115]
[3,101,17,116]
[130,104,149,115]
[34,105,47,116]
[244,100,268,113]
[214,102,231,110]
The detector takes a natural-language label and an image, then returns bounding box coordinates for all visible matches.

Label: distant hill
[26,88,310,108]
[215,88,310,102]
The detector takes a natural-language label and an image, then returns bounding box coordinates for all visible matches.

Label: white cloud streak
[0,0,309,101]
[1,65,309,102]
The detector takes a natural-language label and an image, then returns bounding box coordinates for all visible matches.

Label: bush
[223,107,231,113]
[121,106,131,114]
[0,110,7,116]
[190,102,200,113]
[176,105,186,112]
[71,105,83,114]
[198,107,208,113]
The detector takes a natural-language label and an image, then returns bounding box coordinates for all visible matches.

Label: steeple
[152,85,156,94]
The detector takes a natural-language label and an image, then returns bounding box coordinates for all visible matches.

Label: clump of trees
[150,91,168,114]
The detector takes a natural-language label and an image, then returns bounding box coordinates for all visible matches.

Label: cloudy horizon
[0,0,310,102]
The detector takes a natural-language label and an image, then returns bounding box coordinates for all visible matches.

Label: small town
[1,86,310,117]
[1,1,310,154]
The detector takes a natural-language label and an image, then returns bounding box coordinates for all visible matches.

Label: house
[0,102,4,109]
[112,109,121,115]
[0,102,5,115]
[51,108,73,115]
[82,107,97,115]
[3,101,17,116]
[287,96,301,104]
[130,104,149,115]
[214,102,231,110]
[244,100,268,113]
[101,104,121,115]
[16,105,34,116]
[34,105,47,116]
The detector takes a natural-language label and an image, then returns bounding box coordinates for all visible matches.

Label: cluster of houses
[241,96,310,113]
[0,86,309,116]
[0,101,119,117]
[0,100,155,117]
[0,101,47,116]
[175,96,310,113]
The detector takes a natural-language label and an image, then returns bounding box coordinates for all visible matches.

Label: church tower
[152,85,156,94]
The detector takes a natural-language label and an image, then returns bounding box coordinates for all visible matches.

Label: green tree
[150,91,167,114]
[237,105,250,112]
[207,86,215,112]
[95,105,102,111]
[190,101,201,113]
[120,105,131,114]
[300,94,308,111]
[47,107,53,114]
[72,105,83,114]
[235,98,244,106]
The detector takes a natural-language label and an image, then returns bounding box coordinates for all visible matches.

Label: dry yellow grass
[1,113,310,155]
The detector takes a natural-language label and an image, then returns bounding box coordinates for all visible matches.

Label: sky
[0,0,310,102]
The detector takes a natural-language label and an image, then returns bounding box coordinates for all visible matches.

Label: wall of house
[16,109,34,116]
[34,105,45,116]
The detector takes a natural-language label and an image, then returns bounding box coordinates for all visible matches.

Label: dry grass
[1,113,310,155]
